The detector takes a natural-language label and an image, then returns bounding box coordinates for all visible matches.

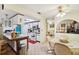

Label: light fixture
[56,12,66,17]
[56,6,66,17]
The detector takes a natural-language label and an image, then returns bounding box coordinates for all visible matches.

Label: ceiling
[0,4,18,20]
[24,4,79,18]
[1,4,79,20]
[0,10,18,19]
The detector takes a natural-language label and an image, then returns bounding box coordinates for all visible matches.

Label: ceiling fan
[42,5,70,19]
[56,5,70,17]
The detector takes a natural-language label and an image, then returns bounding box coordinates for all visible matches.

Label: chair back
[54,43,73,55]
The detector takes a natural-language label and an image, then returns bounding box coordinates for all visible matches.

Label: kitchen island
[3,33,29,55]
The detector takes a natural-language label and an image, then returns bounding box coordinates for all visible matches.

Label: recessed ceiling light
[37,12,41,14]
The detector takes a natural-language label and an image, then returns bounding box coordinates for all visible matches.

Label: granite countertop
[3,33,27,40]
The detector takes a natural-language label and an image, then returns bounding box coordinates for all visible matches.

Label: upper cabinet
[10,14,25,26]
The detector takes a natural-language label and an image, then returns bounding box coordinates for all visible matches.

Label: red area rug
[28,39,40,44]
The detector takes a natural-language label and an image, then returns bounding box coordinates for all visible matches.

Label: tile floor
[27,42,53,55]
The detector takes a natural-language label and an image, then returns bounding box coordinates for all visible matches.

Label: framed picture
[33,26,37,30]
[28,29,33,33]
[8,20,11,27]
[50,24,54,28]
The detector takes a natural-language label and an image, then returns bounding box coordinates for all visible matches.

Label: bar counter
[3,33,29,55]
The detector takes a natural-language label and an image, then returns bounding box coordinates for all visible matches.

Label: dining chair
[54,43,73,55]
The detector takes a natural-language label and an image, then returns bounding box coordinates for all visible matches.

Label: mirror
[56,19,79,34]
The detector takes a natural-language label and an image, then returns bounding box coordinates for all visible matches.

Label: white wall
[40,17,47,43]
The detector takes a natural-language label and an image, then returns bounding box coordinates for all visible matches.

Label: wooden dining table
[3,34,29,55]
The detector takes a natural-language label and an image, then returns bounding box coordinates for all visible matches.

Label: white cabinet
[11,15,18,25]
[10,14,25,26]
[6,14,25,31]
[3,14,25,34]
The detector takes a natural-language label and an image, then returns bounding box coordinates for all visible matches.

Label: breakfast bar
[3,34,29,55]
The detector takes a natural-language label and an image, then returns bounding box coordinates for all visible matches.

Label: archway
[56,19,79,34]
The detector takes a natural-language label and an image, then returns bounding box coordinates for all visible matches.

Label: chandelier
[56,6,66,17]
